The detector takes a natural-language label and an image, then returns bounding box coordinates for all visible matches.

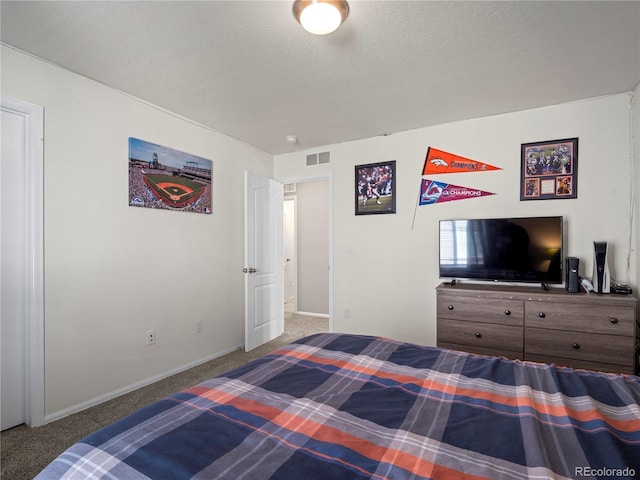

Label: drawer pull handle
[610,318,619,324]
[538,312,546,318]
[448,305,454,310]
[504,309,511,316]
[475,332,482,338]
[572,343,580,350]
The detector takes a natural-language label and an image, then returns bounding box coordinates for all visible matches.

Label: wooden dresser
[436,282,639,375]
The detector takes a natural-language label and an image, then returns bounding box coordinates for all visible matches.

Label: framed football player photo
[355,160,396,215]
[520,137,578,201]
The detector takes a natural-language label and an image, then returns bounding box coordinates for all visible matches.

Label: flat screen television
[439,216,564,284]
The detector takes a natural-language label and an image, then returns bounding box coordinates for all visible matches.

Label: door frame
[1,96,45,427]
[279,174,333,332]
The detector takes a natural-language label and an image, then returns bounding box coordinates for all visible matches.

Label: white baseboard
[44,343,243,425]
[294,311,329,318]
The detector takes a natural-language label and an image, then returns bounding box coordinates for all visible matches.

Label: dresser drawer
[525,354,636,375]
[438,342,522,361]
[438,318,523,353]
[525,327,634,366]
[438,294,523,326]
[524,302,635,335]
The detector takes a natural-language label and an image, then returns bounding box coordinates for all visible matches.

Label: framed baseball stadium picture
[520,137,578,201]
[355,160,396,215]
[128,137,213,214]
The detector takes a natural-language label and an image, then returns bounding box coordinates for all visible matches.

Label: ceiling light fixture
[292,0,350,35]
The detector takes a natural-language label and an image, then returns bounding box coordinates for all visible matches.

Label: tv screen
[439,216,563,284]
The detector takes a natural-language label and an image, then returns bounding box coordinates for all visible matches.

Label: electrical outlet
[344,308,351,318]
[195,319,203,334]
[146,330,156,346]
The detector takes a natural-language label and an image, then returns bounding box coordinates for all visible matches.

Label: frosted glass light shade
[293,0,349,35]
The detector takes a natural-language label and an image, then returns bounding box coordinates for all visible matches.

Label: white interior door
[244,171,284,352]
[1,96,45,429]
[283,198,297,311]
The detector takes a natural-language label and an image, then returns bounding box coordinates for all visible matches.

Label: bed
[36,333,640,479]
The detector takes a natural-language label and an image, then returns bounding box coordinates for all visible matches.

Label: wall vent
[306,151,331,166]
[284,183,296,193]
[318,151,331,164]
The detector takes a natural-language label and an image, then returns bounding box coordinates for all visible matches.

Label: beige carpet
[0,313,328,480]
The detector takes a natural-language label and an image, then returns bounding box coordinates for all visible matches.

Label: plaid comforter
[36,333,640,479]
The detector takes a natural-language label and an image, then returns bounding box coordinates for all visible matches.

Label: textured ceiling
[2,1,639,154]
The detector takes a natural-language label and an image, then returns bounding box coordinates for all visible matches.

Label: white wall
[2,46,274,419]
[275,93,637,346]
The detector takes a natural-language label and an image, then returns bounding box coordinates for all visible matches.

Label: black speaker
[566,257,580,293]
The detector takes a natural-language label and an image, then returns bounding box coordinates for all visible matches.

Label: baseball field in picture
[129,137,212,214]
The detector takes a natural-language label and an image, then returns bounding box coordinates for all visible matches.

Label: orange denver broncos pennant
[422,147,502,175]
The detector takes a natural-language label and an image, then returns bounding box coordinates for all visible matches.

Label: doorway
[283,178,330,324]
[1,96,45,429]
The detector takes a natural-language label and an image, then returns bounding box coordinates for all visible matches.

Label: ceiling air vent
[284,183,296,193]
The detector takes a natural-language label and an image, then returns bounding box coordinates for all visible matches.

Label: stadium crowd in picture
[128,138,212,214]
